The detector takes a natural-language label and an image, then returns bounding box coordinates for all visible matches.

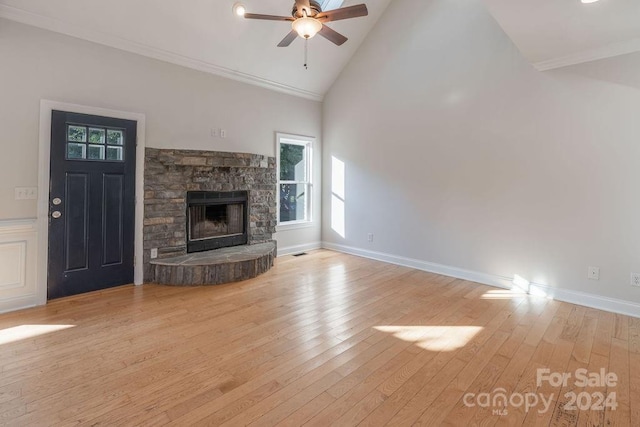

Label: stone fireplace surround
[143,148,277,284]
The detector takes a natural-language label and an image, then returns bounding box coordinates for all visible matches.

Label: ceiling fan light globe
[233,3,246,17]
[292,17,323,39]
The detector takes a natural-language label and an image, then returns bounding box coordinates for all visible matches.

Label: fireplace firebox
[186,191,248,253]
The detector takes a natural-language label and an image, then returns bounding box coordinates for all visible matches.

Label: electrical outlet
[631,273,640,288]
[220,129,227,138]
[211,128,219,138]
[150,248,158,259]
[15,187,38,200]
[587,266,600,281]
[367,233,374,243]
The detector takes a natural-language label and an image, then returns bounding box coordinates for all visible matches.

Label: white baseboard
[321,242,514,290]
[0,295,38,314]
[528,283,640,319]
[322,242,640,319]
[277,241,322,257]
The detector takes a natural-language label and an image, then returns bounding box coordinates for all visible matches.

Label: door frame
[37,100,146,305]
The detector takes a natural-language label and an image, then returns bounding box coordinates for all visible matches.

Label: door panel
[64,173,89,271]
[102,174,124,266]
[48,111,136,300]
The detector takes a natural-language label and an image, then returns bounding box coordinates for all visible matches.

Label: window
[320,0,344,10]
[277,133,313,226]
[67,124,124,161]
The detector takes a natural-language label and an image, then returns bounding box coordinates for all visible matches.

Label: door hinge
[134,255,136,267]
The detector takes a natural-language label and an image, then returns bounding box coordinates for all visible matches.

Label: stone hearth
[149,241,276,286]
[144,148,277,285]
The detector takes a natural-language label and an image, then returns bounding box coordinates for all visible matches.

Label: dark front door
[48,111,137,299]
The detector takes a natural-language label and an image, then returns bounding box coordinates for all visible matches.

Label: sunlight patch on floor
[0,324,76,345]
[481,289,527,299]
[374,325,483,351]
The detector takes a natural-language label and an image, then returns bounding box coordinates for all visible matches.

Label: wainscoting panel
[0,219,38,313]
[0,241,26,290]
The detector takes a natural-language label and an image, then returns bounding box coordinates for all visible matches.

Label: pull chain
[302,8,309,69]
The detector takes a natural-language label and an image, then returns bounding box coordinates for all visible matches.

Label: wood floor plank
[629,352,640,426]
[359,295,530,426]
[604,336,631,426]
[0,250,635,427]
[275,392,335,426]
[443,301,571,426]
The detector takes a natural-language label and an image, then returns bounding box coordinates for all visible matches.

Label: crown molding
[0,4,324,102]
[534,37,640,71]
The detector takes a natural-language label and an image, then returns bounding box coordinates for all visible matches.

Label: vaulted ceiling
[1,0,639,101]
[0,0,393,101]
[483,0,640,70]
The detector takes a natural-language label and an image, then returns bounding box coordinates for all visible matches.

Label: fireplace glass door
[189,203,244,241]
[186,190,248,253]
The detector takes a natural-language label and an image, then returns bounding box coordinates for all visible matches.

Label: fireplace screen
[186,191,248,253]
[189,203,244,241]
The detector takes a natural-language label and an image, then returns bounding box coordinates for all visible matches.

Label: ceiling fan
[241,0,369,47]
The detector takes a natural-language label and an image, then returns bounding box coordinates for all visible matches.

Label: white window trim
[276,132,314,230]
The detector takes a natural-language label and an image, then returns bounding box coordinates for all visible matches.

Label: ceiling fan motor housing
[292,0,323,18]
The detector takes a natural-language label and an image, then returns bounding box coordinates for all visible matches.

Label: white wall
[322,0,640,312]
[0,18,322,252]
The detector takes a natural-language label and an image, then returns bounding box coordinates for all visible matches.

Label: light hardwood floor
[0,250,638,426]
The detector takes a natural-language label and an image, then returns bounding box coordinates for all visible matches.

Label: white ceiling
[0,0,392,100]
[482,0,640,70]
[1,0,639,99]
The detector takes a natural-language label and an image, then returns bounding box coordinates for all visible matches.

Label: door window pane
[88,128,105,143]
[68,126,87,142]
[67,143,86,160]
[106,146,123,161]
[88,145,105,160]
[107,130,124,145]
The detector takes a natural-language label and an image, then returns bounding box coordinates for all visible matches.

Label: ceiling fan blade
[244,13,294,21]
[295,0,312,17]
[278,30,298,47]
[318,25,348,46]
[317,4,368,22]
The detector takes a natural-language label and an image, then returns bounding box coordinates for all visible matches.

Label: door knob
[52,211,62,219]
[52,197,62,205]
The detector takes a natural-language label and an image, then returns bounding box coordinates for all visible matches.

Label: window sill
[276,221,315,232]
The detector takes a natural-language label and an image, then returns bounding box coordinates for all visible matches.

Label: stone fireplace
[143,148,277,283]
